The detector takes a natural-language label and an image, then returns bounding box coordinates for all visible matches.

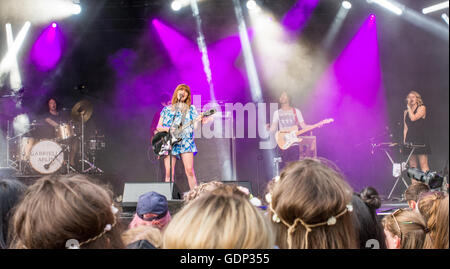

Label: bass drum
[29,140,64,174]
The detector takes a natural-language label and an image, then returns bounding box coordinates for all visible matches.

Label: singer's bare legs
[408,154,430,184]
[181,152,197,190]
[163,153,197,190]
[164,155,176,183]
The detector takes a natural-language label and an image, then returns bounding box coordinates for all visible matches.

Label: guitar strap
[292,108,300,128]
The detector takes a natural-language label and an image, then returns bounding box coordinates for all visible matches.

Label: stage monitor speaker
[122,182,181,207]
[221,181,252,194]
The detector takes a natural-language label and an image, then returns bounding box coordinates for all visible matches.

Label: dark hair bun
[360,186,381,210]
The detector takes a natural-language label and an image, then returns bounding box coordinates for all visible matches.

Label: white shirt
[272,108,304,131]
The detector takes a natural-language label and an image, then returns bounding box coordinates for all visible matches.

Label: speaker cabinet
[122,182,181,207]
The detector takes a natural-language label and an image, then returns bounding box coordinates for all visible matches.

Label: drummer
[40,98,79,168]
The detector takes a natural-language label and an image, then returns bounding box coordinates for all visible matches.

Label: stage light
[367,0,403,16]
[342,1,352,9]
[171,0,182,11]
[442,13,450,24]
[370,14,376,20]
[71,3,82,15]
[422,1,449,14]
[52,23,57,28]
[246,0,257,10]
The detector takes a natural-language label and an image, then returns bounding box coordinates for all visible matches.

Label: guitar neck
[294,122,322,136]
[178,112,206,132]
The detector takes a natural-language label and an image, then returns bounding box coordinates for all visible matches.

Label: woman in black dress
[403,91,431,184]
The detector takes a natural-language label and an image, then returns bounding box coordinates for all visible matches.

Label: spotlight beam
[190,0,215,101]
[322,4,351,50]
[6,24,22,90]
[232,0,262,102]
[0,22,31,89]
[442,13,450,25]
[368,0,404,15]
[422,1,449,14]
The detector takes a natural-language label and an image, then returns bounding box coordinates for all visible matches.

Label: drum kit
[4,100,106,175]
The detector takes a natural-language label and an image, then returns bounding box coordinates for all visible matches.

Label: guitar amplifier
[298,136,317,159]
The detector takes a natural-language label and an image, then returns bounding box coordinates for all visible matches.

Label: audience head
[352,187,386,249]
[128,191,171,230]
[0,178,27,249]
[417,191,448,249]
[163,184,274,249]
[404,183,430,210]
[10,174,124,249]
[432,195,449,249]
[382,208,429,249]
[184,181,223,204]
[268,158,357,249]
[122,225,162,249]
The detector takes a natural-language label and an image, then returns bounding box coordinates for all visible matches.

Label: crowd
[0,157,448,249]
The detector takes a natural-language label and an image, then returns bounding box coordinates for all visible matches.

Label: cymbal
[71,100,93,123]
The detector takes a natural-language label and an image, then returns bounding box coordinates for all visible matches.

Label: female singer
[156,84,209,190]
[403,91,431,184]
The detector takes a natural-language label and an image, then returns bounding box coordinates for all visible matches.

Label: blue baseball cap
[136,191,168,221]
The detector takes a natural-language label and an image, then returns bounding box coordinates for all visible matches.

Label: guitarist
[155,84,210,190]
[267,91,312,170]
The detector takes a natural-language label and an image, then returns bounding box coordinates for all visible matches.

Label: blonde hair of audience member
[122,225,162,248]
[433,195,449,249]
[183,180,223,203]
[10,174,124,249]
[382,209,429,249]
[417,191,448,249]
[163,184,274,249]
[269,158,358,249]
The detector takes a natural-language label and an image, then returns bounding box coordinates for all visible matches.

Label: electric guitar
[152,108,216,156]
[275,118,334,150]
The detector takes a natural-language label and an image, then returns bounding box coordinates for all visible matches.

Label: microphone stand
[168,100,181,199]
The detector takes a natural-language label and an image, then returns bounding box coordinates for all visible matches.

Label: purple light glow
[30,24,64,71]
[304,15,388,191]
[282,0,319,32]
[152,19,248,102]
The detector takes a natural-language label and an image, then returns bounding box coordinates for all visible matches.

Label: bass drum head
[29,140,64,174]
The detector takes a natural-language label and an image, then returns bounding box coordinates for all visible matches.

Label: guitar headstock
[320,118,334,125]
[202,108,217,117]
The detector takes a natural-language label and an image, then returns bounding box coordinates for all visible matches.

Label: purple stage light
[30,23,64,71]
[151,19,248,102]
[282,0,319,32]
[303,15,388,191]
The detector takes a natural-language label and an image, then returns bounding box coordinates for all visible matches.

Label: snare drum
[29,140,64,174]
[56,122,75,141]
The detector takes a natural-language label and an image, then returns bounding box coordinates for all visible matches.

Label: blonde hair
[269,158,358,249]
[382,209,429,249]
[417,191,448,249]
[171,84,192,108]
[163,185,274,249]
[183,181,224,204]
[407,91,424,106]
[122,226,162,248]
[10,174,124,249]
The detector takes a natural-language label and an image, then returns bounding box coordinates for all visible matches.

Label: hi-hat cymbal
[71,100,93,123]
